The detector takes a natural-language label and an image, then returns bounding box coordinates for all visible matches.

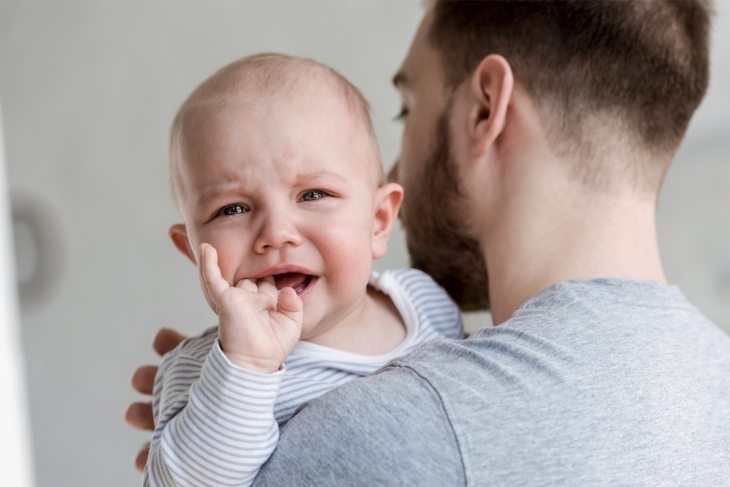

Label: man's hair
[169,53,382,205]
[429,0,712,191]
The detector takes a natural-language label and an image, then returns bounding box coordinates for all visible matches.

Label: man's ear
[371,183,404,259]
[169,223,197,265]
[467,54,514,158]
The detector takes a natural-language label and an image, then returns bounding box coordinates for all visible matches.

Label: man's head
[168,54,403,338]
[429,0,712,191]
[391,0,712,310]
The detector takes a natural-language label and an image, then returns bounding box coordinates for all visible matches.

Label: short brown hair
[429,0,712,190]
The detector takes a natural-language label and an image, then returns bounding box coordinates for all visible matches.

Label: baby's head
[168,54,403,339]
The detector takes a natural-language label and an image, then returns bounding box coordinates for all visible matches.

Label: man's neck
[482,174,666,326]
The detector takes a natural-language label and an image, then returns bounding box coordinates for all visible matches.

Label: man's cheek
[401,144,430,186]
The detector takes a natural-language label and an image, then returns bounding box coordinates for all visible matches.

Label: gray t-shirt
[254,279,730,486]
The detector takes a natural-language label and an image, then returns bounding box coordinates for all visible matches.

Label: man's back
[255,279,730,486]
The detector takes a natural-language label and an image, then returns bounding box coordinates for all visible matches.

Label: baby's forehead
[170,55,383,203]
[174,97,380,184]
[179,63,369,141]
[179,82,370,155]
[187,58,361,117]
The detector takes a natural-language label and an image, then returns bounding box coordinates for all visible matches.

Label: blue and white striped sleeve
[143,339,285,487]
[389,268,463,340]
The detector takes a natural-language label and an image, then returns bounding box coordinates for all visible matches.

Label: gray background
[0,2,727,486]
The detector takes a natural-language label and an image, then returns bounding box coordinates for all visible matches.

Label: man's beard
[400,107,490,311]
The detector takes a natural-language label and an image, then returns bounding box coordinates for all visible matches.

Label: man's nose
[253,211,303,253]
[387,158,400,184]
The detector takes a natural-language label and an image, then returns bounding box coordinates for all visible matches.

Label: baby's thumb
[277,287,303,324]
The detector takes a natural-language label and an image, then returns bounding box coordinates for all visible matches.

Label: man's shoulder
[255,363,465,486]
[390,284,730,484]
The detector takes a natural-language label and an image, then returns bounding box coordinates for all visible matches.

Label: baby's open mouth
[273,273,315,296]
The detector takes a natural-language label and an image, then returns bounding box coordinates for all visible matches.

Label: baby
[143,54,462,487]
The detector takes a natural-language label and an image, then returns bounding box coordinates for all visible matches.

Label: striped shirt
[143,268,463,487]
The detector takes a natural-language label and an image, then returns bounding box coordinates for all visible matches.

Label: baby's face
[173,90,392,338]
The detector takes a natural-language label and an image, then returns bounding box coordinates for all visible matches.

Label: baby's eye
[300,190,326,202]
[219,204,247,216]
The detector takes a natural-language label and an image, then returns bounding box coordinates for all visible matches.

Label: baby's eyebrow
[195,183,240,209]
[296,170,349,186]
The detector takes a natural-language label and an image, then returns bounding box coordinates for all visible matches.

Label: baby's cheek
[327,227,373,276]
[329,254,373,312]
[206,240,242,283]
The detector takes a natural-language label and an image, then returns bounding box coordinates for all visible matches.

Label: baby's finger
[199,244,229,301]
[278,287,304,318]
[235,278,258,293]
[197,245,214,307]
[257,275,279,300]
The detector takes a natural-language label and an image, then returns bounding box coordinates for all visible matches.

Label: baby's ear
[371,183,404,259]
[169,224,197,265]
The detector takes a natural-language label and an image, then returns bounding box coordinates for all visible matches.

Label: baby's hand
[198,243,304,374]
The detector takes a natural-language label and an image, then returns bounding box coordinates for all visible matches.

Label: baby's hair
[169,53,383,206]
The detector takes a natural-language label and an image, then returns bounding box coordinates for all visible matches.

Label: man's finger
[125,401,154,431]
[131,365,158,395]
[152,328,187,357]
[135,442,151,473]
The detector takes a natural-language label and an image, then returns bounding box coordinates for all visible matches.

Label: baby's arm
[143,244,303,487]
[198,243,303,374]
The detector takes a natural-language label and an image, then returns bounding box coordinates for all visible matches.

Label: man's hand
[125,328,186,472]
[199,243,304,374]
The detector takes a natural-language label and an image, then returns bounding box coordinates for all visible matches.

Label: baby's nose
[253,213,303,253]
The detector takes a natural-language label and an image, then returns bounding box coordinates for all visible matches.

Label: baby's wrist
[220,346,282,374]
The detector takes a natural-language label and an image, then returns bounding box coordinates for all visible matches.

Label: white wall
[0,96,35,487]
[0,2,727,486]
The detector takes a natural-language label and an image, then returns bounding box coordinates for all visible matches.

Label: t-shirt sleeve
[253,364,465,486]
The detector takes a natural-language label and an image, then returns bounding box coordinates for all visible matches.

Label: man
[128,1,730,484]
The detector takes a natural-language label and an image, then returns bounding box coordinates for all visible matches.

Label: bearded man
[127,1,730,484]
